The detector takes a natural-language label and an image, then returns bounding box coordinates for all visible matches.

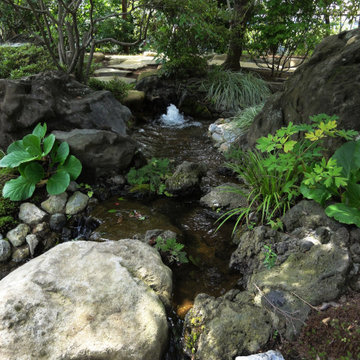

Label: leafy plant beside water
[127,158,172,196]
[155,236,189,265]
[0,123,82,201]
[218,114,358,232]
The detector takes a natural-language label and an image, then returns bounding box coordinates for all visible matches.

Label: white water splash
[159,104,201,128]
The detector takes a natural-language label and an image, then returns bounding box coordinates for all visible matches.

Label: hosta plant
[0,123,82,201]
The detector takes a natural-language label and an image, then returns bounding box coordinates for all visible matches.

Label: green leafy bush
[127,158,172,196]
[203,67,270,111]
[219,114,357,232]
[88,77,132,101]
[160,55,208,79]
[301,140,360,227]
[155,236,189,264]
[0,44,55,79]
[0,123,82,201]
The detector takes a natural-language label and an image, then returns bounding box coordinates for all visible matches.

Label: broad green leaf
[332,141,360,179]
[7,140,25,153]
[300,183,332,206]
[46,171,70,195]
[43,134,56,156]
[344,183,360,208]
[22,134,42,157]
[58,155,82,180]
[2,176,36,201]
[0,151,38,168]
[325,203,360,227]
[55,142,69,164]
[23,162,44,183]
[32,123,47,139]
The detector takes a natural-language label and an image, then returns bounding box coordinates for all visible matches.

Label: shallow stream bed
[92,107,240,317]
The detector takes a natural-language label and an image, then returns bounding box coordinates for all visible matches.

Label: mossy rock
[137,70,159,82]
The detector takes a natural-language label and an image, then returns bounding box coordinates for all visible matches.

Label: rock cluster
[184,201,359,359]
[0,190,90,265]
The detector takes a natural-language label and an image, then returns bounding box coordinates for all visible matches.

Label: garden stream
[89,105,240,358]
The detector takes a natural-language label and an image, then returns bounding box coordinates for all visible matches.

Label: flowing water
[92,105,239,317]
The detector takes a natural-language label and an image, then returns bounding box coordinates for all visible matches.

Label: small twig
[254,283,306,333]
[290,290,318,311]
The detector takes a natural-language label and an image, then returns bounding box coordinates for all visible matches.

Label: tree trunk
[223,0,253,71]
[122,0,129,54]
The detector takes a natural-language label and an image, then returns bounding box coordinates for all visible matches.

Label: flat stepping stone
[91,76,136,84]
[110,61,149,71]
[94,68,132,77]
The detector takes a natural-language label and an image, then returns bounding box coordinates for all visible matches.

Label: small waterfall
[160,104,201,128]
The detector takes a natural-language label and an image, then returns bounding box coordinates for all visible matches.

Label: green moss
[0,168,20,233]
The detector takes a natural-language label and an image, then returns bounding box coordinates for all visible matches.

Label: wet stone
[41,193,68,214]
[42,232,59,251]
[65,191,89,215]
[32,222,51,240]
[12,245,30,262]
[26,234,39,257]
[0,240,11,262]
[19,203,47,225]
[49,214,67,233]
[7,224,30,247]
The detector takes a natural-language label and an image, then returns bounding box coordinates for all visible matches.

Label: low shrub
[0,44,55,79]
[88,77,132,101]
[160,55,208,79]
[203,67,270,112]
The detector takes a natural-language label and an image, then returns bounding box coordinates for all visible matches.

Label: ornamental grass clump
[218,114,359,232]
[203,67,270,111]
[232,103,264,133]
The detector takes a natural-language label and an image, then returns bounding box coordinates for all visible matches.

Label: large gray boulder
[53,129,137,178]
[0,71,132,148]
[246,29,360,149]
[0,240,172,360]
